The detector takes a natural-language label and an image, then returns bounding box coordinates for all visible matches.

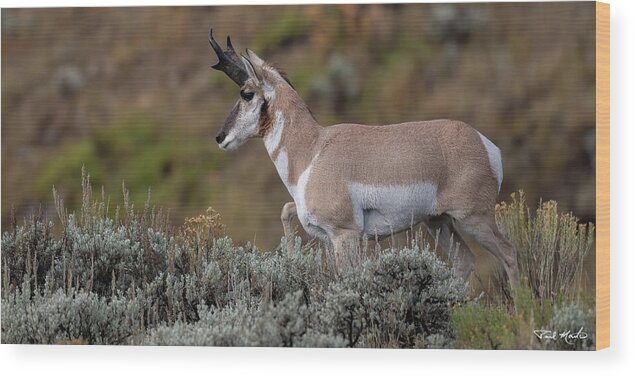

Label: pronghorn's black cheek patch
[258,100,272,136]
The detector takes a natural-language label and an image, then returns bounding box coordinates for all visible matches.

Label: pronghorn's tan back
[305,119,501,221]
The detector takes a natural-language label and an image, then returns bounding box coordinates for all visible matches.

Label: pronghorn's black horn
[208,28,248,86]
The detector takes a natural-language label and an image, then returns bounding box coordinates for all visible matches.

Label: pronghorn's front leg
[280,201,297,254]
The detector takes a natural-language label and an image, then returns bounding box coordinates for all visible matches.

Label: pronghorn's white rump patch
[265,111,284,154]
[348,182,438,237]
[478,132,503,191]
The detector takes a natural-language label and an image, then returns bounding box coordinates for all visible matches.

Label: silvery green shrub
[143,290,323,347]
[141,247,467,348]
[316,247,468,348]
[2,279,145,344]
[2,194,467,347]
[540,302,596,351]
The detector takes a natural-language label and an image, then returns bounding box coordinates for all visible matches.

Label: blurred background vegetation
[1,3,596,250]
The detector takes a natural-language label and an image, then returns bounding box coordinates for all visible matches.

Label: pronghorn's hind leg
[452,212,521,289]
[425,215,475,282]
[280,202,297,254]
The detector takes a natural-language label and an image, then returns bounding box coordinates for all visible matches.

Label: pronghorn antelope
[208,29,520,287]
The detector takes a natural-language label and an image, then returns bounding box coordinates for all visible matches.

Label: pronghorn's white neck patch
[477,132,503,191]
[264,111,284,154]
[273,149,289,187]
[290,153,328,240]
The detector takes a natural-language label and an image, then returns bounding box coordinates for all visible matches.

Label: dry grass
[495,191,594,303]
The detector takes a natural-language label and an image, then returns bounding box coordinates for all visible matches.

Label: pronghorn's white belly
[348,182,438,238]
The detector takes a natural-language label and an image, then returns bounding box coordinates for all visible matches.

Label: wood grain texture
[595,1,610,351]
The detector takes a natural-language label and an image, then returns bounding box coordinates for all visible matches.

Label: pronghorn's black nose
[215,131,226,144]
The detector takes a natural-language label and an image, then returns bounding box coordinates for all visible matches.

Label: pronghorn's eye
[240,90,254,101]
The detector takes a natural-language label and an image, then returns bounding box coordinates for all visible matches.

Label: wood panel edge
[595,0,610,351]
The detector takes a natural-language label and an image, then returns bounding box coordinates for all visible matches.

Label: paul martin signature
[533,327,589,345]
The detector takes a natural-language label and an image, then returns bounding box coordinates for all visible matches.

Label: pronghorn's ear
[240,55,261,83]
[241,49,268,84]
[245,49,265,68]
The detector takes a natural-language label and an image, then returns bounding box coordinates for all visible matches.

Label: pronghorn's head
[208,29,287,151]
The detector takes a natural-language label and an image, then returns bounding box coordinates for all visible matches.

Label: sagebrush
[1,171,468,346]
[1,172,595,349]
